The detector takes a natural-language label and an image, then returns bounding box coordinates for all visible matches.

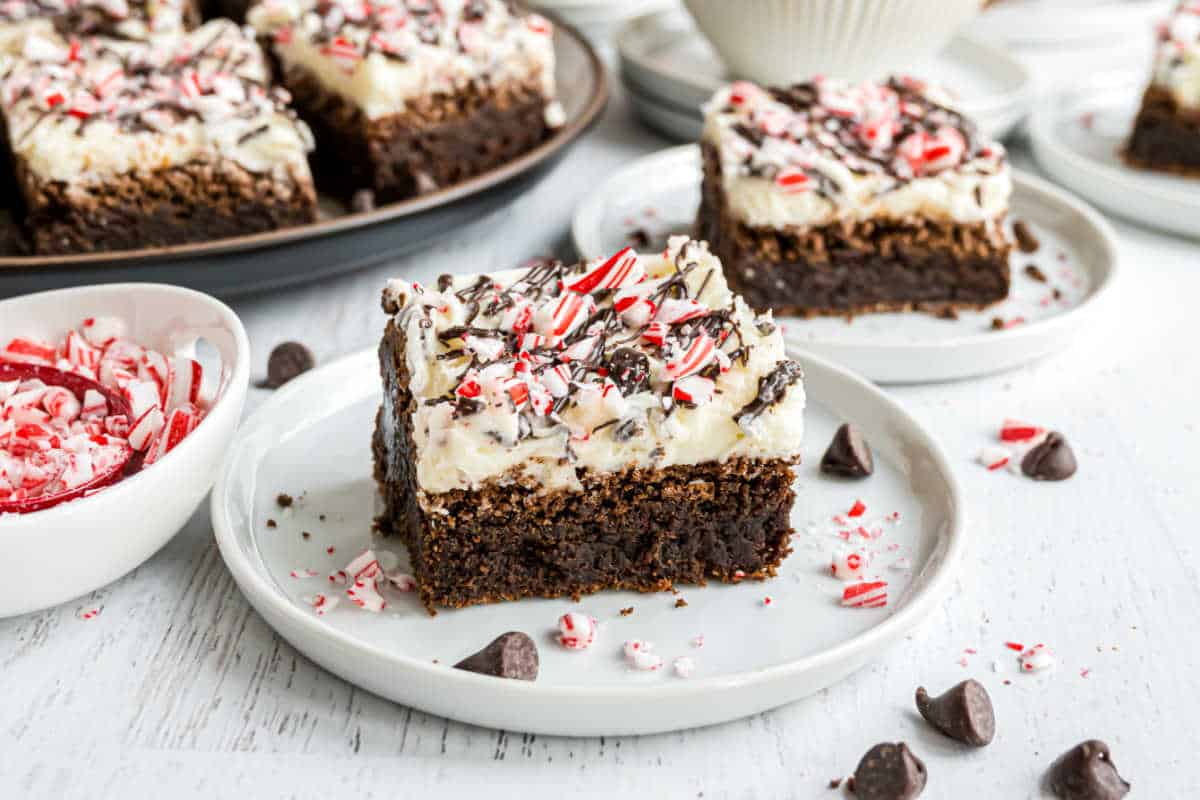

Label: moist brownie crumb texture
[248,0,561,203]
[697,76,1014,318]
[374,236,806,611]
[0,0,561,253]
[1127,2,1200,174]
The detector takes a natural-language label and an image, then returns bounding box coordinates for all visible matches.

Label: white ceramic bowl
[682,0,985,84]
[0,284,250,618]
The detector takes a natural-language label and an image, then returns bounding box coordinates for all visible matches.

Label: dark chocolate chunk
[820,423,874,478]
[350,188,376,213]
[260,342,314,389]
[1046,740,1130,799]
[453,631,538,681]
[619,606,633,617]
[1013,219,1040,253]
[608,347,651,396]
[852,742,926,799]
[1025,264,1048,283]
[266,518,277,529]
[915,679,995,747]
[276,493,293,508]
[990,317,1005,330]
[734,360,804,426]
[1021,432,1077,481]
[628,228,651,249]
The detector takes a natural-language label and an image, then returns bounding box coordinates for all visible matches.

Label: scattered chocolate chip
[1025,264,1048,283]
[350,188,376,213]
[453,632,538,681]
[436,273,454,292]
[829,778,843,790]
[821,423,874,478]
[301,531,311,540]
[1021,432,1077,481]
[276,493,293,508]
[915,679,995,747]
[260,342,314,389]
[627,227,651,248]
[619,607,634,617]
[990,317,1005,330]
[1053,287,1063,300]
[1046,740,1130,799]
[852,743,926,799]
[1013,219,1040,253]
[675,598,688,608]
[266,518,277,529]
[318,514,327,521]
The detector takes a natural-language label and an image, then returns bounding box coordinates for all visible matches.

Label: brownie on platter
[0,0,199,41]
[373,236,806,612]
[0,19,318,254]
[248,0,562,203]
[1127,1,1200,174]
[696,76,1014,318]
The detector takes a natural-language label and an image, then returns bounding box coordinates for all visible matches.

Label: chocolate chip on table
[1025,264,1049,283]
[852,742,926,799]
[1046,740,1130,799]
[259,342,314,389]
[628,228,651,248]
[1013,219,1040,253]
[820,423,874,478]
[990,317,1005,330]
[350,188,376,213]
[1021,432,1077,481]
[453,632,538,681]
[276,493,293,508]
[915,679,995,747]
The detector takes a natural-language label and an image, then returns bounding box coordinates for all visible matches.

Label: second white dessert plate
[212,348,964,737]
[1029,75,1200,241]
[617,10,1035,142]
[572,145,1119,384]
[965,0,1171,46]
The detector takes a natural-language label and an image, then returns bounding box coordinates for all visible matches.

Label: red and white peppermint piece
[560,335,599,363]
[538,363,572,398]
[464,334,505,363]
[320,36,362,71]
[167,357,203,411]
[641,321,669,347]
[977,445,1012,471]
[526,13,552,34]
[290,568,320,578]
[617,297,656,329]
[501,300,533,334]
[775,169,811,193]
[558,612,598,650]
[307,593,339,616]
[672,375,715,405]
[537,292,594,338]
[63,330,101,373]
[727,80,758,107]
[665,333,716,381]
[831,550,869,581]
[124,380,161,421]
[623,640,663,671]
[144,405,200,466]
[841,580,888,608]
[76,606,102,621]
[847,499,866,518]
[999,418,1045,443]
[655,298,708,325]
[127,407,164,451]
[2,338,57,366]
[564,247,644,294]
[1018,643,1055,673]
[515,332,546,352]
[42,386,80,422]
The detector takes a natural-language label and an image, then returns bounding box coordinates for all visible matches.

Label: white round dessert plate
[572,145,1119,384]
[0,284,250,618]
[1029,74,1200,241]
[212,347,964,737]
[965,0,1171,46]
[616,10,1035,141]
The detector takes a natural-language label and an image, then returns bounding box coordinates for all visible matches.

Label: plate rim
[966,0,1171,45]
[211,345,966,702]
[571,143,1120,354]
[0,18,609,272]
[1028,74,1200,234]
[616,9,1034,120]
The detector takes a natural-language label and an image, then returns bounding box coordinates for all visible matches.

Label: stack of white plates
[616,9,1036,143]
[527,0,677,35]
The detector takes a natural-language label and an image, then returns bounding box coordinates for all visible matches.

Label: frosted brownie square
[1127,1,1200,174]
[249,0,561,203]
[697,77,1014,318]
[0,0,199,42]
[373,236,806,611]
[0,19,317,254]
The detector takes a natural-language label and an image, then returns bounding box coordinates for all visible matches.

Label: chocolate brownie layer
[698,143,1012,318]
[15,155,317,255]
[1125,86,1200,176]
[374,316,797,612]
[280,62,551,203]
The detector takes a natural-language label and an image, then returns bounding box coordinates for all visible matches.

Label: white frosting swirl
[1152,1,1200,110]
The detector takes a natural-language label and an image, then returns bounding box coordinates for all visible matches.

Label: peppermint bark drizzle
[385,239,802,455]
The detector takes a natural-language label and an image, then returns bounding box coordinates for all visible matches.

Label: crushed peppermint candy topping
[0,0,193,37]
[841,580,888,609]
[1,317,209,513]
[558,612,598,650]
[307,593,339,616]
[1019,643,1056,673]
[977,445,1012,471]
[831,550,869,581]
[710,75,1006,198]
[623,640,664,671]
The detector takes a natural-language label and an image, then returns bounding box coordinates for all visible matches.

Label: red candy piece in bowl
[0,285,250,618]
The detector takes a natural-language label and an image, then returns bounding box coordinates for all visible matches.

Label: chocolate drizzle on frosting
[734,361,804,428]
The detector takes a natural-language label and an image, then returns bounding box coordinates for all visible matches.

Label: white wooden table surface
[3,39,1198,800]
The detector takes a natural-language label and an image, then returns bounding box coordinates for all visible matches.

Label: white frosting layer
[249,0,556,121]
[703,78,1012,229]
[1152,2,1200,109]
[384,238,806,496]
[0,20,315,185]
